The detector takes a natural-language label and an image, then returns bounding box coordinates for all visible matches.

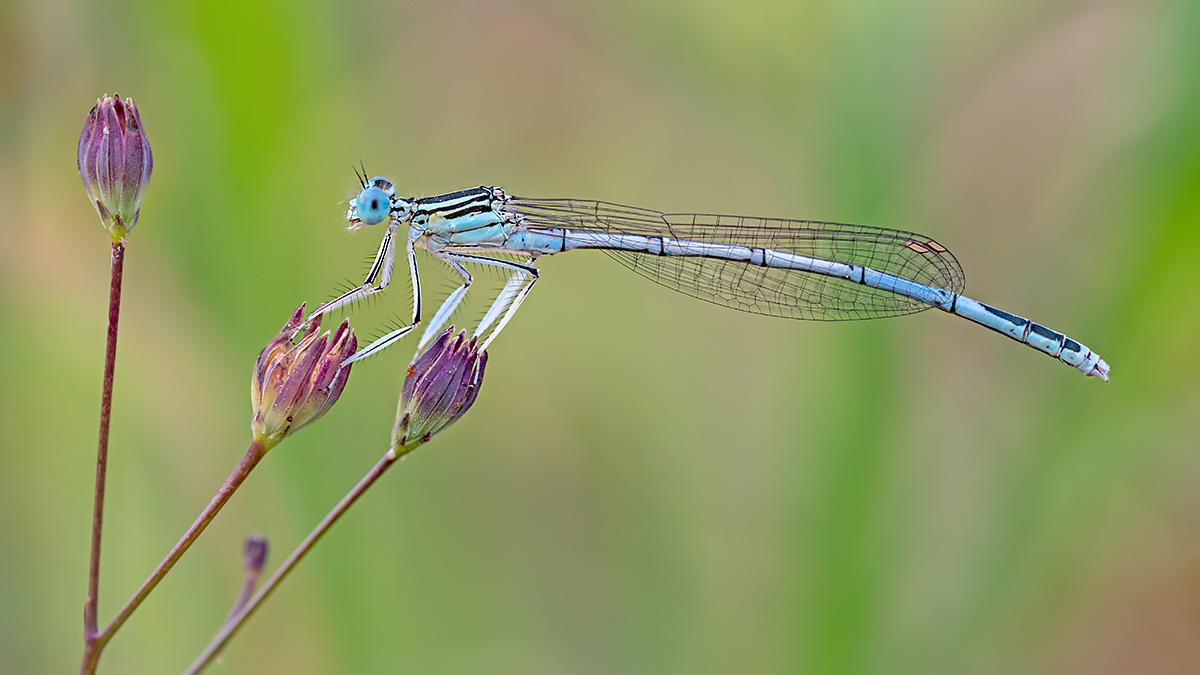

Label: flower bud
[242,535,269,576]
[77,93,153,242]
[251,305,357,449]
[392,329,487,455]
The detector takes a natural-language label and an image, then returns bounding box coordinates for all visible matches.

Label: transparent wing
[509,197,965,321]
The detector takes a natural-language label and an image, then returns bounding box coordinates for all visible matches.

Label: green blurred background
[2,0,1198,672]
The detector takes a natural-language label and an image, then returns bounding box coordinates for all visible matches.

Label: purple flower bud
[242,535,269,576]
[392,328,488,454]
[77,93,153,242]
[251,304,357,449]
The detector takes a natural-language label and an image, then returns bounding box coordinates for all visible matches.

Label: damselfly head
[347,176,410,229]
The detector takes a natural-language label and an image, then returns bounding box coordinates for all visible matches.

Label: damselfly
[308,174,1109,380]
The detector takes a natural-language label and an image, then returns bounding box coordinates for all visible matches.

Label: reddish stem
[185,449,399,674]
[81,439,269,674]
[82,241,124,651]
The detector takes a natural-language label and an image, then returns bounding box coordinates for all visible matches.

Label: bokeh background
[2,0,1198,673]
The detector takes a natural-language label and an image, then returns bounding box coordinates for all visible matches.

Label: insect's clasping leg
[305,224,403,328]
[340,238,423,364]
[415,256,475,352]
[467,255,538,351]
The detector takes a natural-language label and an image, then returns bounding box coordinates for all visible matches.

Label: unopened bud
[77,94,152,242]
[392,329,487,454]
[251,305,357,449]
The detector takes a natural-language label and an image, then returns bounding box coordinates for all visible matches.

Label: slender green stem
[81,241,125,671]
[185,448,400,674]
[81,439,269,674]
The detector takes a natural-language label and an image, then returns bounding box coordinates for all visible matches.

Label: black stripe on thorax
[416,187,493,220]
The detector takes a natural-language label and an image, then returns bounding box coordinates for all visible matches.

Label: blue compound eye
[353,186,391,225]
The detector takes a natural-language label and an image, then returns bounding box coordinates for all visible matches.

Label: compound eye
[352,185,391,225]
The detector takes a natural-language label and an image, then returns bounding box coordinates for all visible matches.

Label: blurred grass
[1,0,1199,673]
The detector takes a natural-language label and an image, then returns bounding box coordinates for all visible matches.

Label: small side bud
[392,328,487,455]
[77,93,153,242]
[242,535,269,576]
[250,305,357,449]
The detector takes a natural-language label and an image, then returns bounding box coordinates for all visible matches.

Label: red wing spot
[925,240,947,252]
[905,241,931,254]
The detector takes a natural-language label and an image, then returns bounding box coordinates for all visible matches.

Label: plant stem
[82,241,124,653]
[185,448,400,674]
[81,439,269,674]
[222,536,269,630]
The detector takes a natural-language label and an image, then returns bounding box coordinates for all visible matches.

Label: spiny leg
[348,251,539,363]
[415,256,474,352]
[470,256,539,351]
[417,253,539,352]
[340,239,423,364]
[347,250,520,364]
[475,270,527,339]
[306,225,403,326]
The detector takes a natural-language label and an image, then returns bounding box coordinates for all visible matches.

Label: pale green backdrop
[1,0,1197,673]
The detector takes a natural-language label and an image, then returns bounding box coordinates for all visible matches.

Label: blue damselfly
[310,175,1109,381]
